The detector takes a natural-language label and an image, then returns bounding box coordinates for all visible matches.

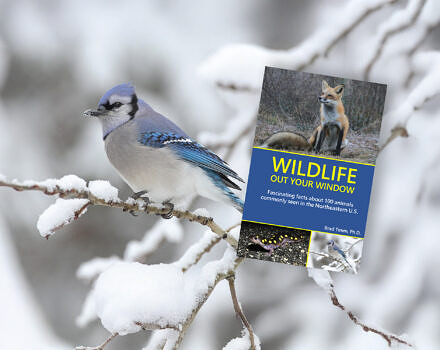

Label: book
[237,67,387,274]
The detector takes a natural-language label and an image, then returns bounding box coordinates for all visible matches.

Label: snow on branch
[37,198,90,238]
[0,174,237,248]
[198,105,258,159]
[404,0,440,86]
[308,269,414,347]
[76,219,239,332]
[223,329,261,350]
[199,0,398,91]
[77,219,185,287]
[169,248,243,349]
[364,0,427,80]
[76,247,244,350]
[124,218,183,262]
[380,52,440,151]
[173,230,222,272]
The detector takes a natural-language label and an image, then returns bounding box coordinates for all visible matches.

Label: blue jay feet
[161,201,174,219]
[125,191,150,217]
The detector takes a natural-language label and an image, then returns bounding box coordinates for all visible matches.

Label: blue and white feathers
[327,239,357,273]
[84,83,244,212]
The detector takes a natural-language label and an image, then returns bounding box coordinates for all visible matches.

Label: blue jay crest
[99,83,136,106]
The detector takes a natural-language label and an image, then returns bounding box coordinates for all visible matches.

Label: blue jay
[83,83,244,217]
[327,239,357,273]
[326,240,348,263]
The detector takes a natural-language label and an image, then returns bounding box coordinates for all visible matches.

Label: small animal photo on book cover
[238,67,387,273]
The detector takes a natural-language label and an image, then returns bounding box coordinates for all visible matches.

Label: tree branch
[404,21,440,87]
[172,257,244,349]
[364,0,427,80]
[0,176,238,248]
[309,270,414,347]
[75,332,118,350]
[203,0,398,92]
[227,275,256,350]
[329,290,413,347]
[179,235,222,273]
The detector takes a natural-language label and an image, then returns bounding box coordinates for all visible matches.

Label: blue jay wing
[138,132,244,187]
[334,246,347,259]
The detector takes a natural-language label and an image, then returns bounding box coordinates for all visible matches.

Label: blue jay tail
[203,169,244,213]
[230,193,244,213]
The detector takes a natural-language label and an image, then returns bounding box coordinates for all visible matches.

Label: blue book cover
[237,67,387,274]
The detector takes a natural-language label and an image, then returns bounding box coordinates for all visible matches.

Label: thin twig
[75,332,118,350]
[180,235,222,273]
[216,81,259,93]
[226,222,241,233]
[329,291,413,347]
[227,275,256,350]
[44,201,91,239]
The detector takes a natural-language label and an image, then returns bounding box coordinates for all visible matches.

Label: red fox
[260,80,349,155]
[309,80,349,155]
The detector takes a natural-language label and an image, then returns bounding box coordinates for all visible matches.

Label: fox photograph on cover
[255,67,387,165]
[238,67,387,273]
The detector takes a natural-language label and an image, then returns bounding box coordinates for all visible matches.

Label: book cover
[237,67,387,274]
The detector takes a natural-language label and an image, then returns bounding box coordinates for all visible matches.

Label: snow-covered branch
[308,270,414,348]
[198,105,258,159]
[364,0,427,80]
[199,0,398,91]
[380,52,440,151]
[0,174,237,248]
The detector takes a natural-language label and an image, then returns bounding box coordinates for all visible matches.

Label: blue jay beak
[83,106,106,117]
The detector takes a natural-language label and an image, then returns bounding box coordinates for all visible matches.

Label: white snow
[76,255,121,282]
[37,198,90,238]
[88,180,119,202]
[124,219,183,261]
[55,175,88,192]
[198,105,258,149]
[173,230,219,271]
[192,207,210,217]
[223,329,261,350]
[93,247,237,336]
[17,174,88,193]
[142,329,180,350]
[93,262,189,335]
[385,53,440,131]
[76,287,97,328]
[198,0,396,89]
[307,269,334,293]
[0,214,71,349]
[192,245,237,297]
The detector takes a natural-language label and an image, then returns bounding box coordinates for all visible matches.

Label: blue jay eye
[112,102,123,108]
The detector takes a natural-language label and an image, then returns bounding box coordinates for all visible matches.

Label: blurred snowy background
[0,0,439,349]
